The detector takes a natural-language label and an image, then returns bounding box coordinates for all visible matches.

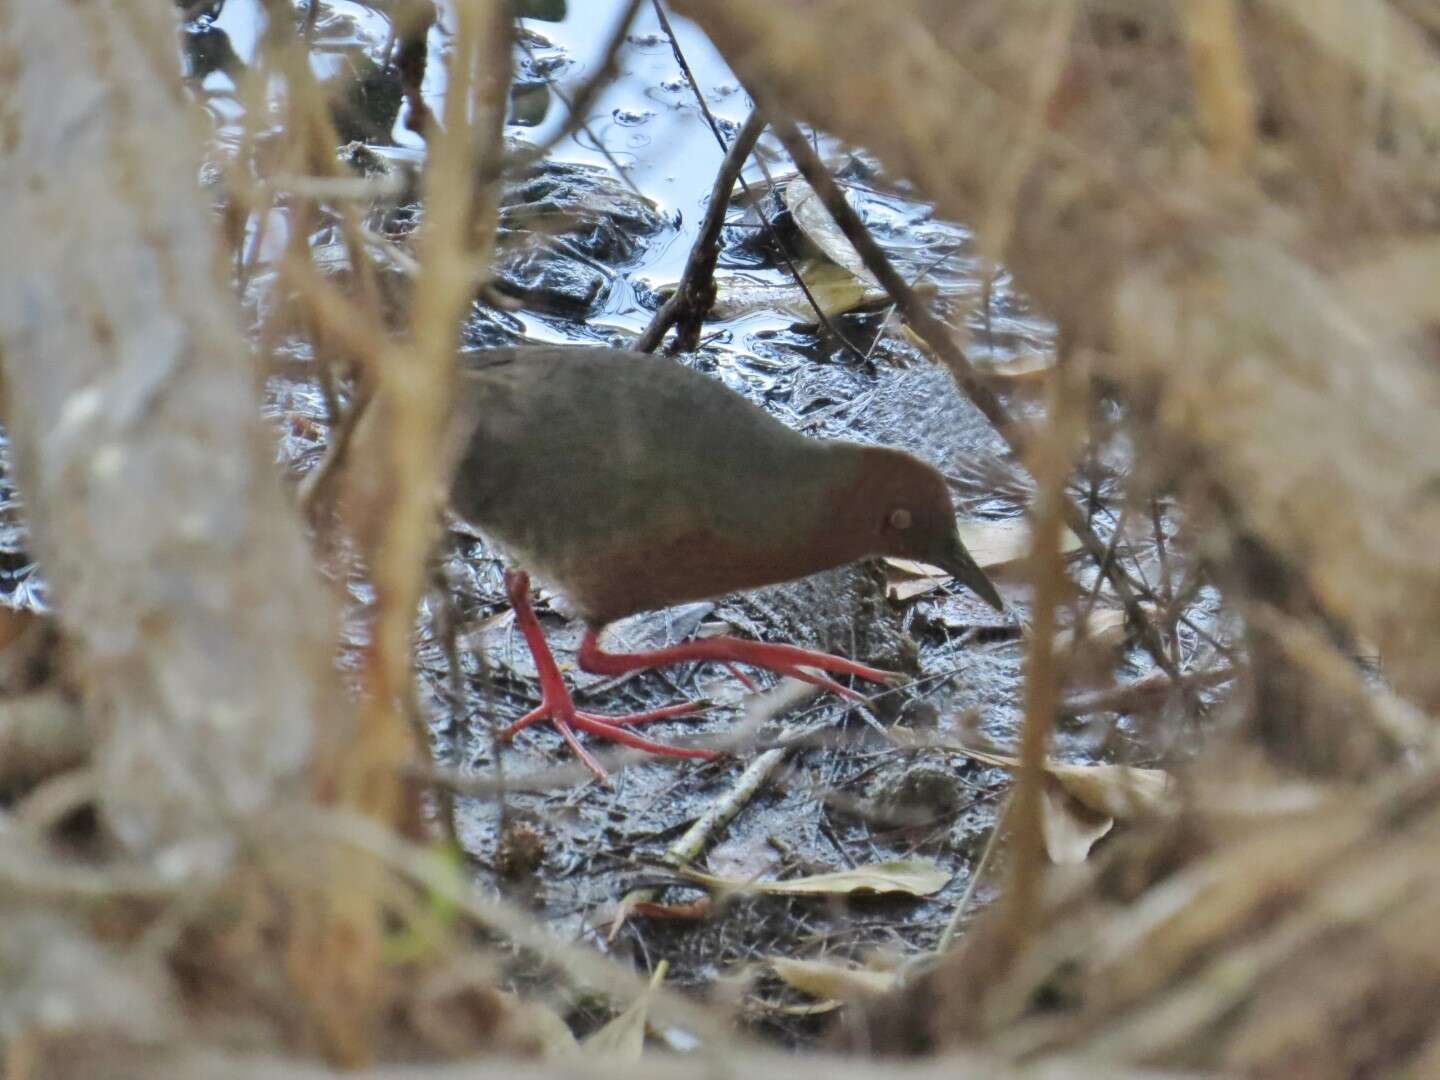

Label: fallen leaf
[765,1000,844,1017]
[710,259,884,323]
[950,745,1175,863]
[881,519,1081,601]
[1045,760,1175,818]
[882,559,951,602]
[885,521,1081,591]
[884,556,947,577]
[784,178,880,286]
[957,519,1082,574]
[1039,776,1114,863]
[583,961,667,1059]
[976,350,1054,383]
[1051,608,1128,654]
[411,985,577,1059]
[501,996,578,1059]
[681,858,949,898]
[769,957,897,1002]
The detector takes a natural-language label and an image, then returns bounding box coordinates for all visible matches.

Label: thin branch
[649,3,870,360]
[635,109,766,352]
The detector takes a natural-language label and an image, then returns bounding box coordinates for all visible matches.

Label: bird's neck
[796,443,888,570]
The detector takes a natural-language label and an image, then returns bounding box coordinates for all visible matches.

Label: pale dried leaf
[583,962,666,1059]
[976,349,1054,383]
[958,519,1082,574]
[954,745,1174,862]
[884,556,947,576]
[956,745,1173,819]
[767,999,844,1016]
[1040,775,1115,863]
[710,259,883,322]
[769,956,897,1002]
[1052,608,1128,653]
[784,177,880,286]
[1047,761,1175,819]
[882,559,950,602]
[493,992,578,1059]
[882,520,1080,599]
[683,858,949,897]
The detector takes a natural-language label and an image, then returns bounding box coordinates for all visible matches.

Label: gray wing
[451,348,842,620]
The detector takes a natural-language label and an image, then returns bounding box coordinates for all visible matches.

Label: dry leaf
[583,961,667,1059]
[681,858,949,897]
[784,177,880,286]
[882,559,951,602]
[709,259,884,322]
[886,521,1080,589]
[1052,608,1128,654]
[1040,775,1115,863]
[766,1000,844,1017]
[769,957,897,1002]
[958,519,1082,574]
[976,350,1054,383]
[952,745,1175,862]
[411,981,578,1059]
[1046,760,1175,818]
[882,519,1081,600]
[493,993,578,1059]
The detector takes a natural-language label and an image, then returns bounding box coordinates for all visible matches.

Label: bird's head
[849,445,1005,611]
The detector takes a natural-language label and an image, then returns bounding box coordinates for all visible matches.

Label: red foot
[500,571,714,782]
[578,626,899,700]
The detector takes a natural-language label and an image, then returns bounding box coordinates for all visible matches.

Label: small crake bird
[451,346,1003,779]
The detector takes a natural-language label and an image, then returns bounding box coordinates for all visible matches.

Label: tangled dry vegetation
[4,0,1440,1076]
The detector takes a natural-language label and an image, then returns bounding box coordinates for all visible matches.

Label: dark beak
[939,534,1005,612]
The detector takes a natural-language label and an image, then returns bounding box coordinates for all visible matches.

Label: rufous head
[849,445,1005,611]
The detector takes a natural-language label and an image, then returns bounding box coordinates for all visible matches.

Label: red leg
[577,627,899,701]
[499,570,714,782]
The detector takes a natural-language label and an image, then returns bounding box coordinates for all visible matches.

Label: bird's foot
[501,698,714,782]
[578,630,900,701]
[502,569,715,783]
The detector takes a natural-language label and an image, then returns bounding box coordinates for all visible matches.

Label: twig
[1249,606,1438,759]
[296,384,372,525]
[427,562,466,847]
[636,109,766,352]
[648,4,870,360]
[1000,360,1074,951]
[937,793,1013,954]
[766,115,1182,682]
[1182,0,1257,172]
[610,745,790,939]
[1059,665,1235,717]
[667,747,789,867]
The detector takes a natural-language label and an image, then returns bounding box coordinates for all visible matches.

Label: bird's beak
[939,534,1005,612]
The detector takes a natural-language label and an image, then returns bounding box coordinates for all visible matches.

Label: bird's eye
[888,507,913,531]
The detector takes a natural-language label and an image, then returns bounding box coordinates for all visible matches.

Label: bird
[450,346,1003,780]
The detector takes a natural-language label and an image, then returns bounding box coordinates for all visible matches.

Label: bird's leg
[500,570,714,781]
[577,628,900,701]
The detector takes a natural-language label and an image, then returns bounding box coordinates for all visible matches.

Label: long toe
[501,704,553,741]
[570,712,718,760]
[599,700,709,727]
[780,665,868,701]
